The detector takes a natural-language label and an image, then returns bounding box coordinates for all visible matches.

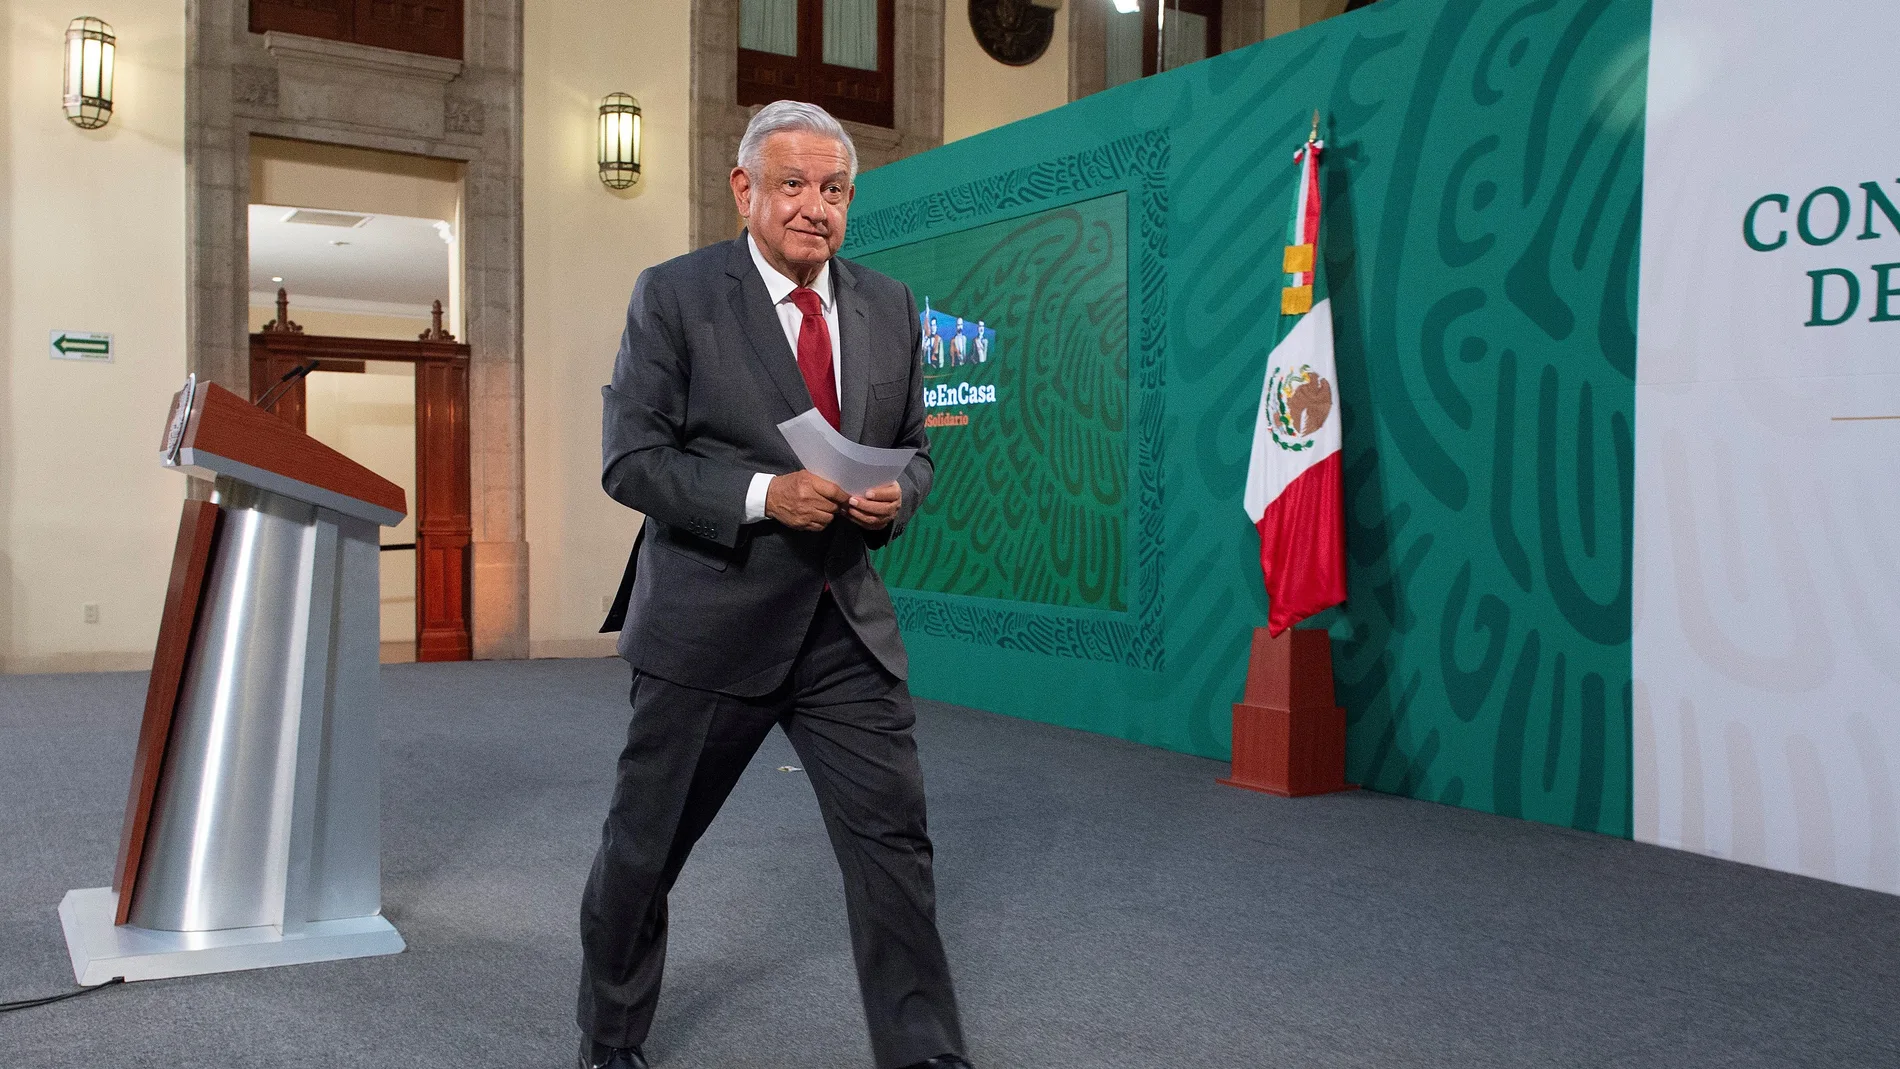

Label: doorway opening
[1105,0,1223,89]
[245,136,471,663]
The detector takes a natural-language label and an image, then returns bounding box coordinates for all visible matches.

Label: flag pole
[1227,107,1351,797]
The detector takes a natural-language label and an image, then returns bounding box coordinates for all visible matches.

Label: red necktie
[788,287,840,430]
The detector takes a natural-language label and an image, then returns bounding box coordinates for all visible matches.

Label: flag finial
[1310,109,1321,143]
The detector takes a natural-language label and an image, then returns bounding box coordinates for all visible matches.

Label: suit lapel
[833,257,871,442]
[723,235,813,421]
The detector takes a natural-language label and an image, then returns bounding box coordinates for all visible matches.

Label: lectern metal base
[58,887,404,985]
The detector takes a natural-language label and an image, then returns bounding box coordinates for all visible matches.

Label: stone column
[461,4,531,661]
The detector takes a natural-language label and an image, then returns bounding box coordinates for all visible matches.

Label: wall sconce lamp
[598,93,642,190]
[63,16,115,130]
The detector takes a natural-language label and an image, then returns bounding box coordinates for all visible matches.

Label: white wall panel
[1636,0,1900,894]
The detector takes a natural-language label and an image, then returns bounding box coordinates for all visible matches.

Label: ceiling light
[271,276,283,283]
[1111,0,1140,13]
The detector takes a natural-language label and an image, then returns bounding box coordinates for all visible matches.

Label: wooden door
[413,353,471,660]
[249,332,472,661]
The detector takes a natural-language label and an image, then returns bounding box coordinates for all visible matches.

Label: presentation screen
[853,192,1130,612]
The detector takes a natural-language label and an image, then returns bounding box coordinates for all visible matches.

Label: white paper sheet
[775,408,916,495]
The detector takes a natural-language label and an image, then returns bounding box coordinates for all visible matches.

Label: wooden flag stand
[1219,626,1355,797]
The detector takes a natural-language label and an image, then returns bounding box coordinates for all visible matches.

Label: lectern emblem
[161,373,197,465]
[1266,364,1332,451]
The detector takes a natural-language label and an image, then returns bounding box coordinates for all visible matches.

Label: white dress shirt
[743,233,843,523]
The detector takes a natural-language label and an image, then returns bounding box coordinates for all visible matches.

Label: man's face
[731,129,854,281]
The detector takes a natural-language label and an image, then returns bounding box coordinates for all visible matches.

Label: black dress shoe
[578,1038,648,1069]
[898,1057,972,1069]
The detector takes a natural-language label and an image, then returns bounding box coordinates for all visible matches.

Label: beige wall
[0,0,188,673]
[521,0,693,659]
[1266,0,1350,37]
[943,3,1070,143]
[250,137,463,221]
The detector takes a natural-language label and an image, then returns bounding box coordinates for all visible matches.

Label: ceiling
[248,203,452,313]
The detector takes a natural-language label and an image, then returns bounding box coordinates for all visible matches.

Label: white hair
[737,100,859,181]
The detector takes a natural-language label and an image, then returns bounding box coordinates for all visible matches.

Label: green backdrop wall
[845,0,1647,837]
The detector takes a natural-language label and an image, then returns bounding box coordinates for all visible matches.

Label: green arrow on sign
[53,334,111,355]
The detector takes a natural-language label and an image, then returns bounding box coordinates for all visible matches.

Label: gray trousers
[577,593,966,1068]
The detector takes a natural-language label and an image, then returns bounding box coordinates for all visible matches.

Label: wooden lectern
[59,376,409,984]
[1219,627,1355,797]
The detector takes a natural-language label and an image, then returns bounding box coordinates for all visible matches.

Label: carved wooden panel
[740,50,808,100]
[250,0,350,42]
[354,0,464,60]
[250,0,463,61]
[415,355,472,661]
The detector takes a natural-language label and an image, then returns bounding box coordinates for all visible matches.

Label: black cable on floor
[0,977,125,1013]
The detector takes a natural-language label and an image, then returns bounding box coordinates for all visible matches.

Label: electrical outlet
[83,603,100,624]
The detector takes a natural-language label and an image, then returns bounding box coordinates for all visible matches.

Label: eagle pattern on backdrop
[846,0,1643,837]
[857,195,1130,613]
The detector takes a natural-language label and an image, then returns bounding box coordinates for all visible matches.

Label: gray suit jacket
[601,234,933,696]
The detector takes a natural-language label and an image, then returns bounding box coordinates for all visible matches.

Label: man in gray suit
[579,101,973,1069]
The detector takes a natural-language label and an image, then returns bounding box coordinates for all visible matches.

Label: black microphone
[255,360,320,414]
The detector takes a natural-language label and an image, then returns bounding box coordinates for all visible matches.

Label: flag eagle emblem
[1267,365,1334,450]
[1242,115,1346,636]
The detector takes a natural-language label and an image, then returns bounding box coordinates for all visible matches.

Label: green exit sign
[50,330,112,363]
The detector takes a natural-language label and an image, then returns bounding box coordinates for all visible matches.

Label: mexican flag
[1242,127,1345,636]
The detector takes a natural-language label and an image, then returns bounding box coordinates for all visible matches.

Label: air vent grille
[282,209,372,228]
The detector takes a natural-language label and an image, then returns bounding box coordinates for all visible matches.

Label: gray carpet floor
[4,660,1899,1068]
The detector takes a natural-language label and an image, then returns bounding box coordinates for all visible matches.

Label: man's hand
[766,470,849,531]
[844,482,902,531]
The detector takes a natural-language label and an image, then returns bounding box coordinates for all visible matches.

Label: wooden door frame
[249,331,474,662]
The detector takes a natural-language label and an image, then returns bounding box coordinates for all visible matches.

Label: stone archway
[184,2,529,658]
